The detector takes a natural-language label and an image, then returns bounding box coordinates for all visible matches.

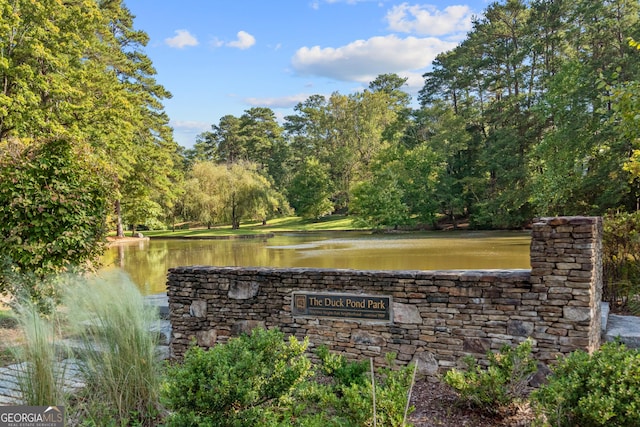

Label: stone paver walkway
[0,359,85,405]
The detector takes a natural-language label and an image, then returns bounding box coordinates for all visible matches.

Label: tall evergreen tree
[0,0,179,238]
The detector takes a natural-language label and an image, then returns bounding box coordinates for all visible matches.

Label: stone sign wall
[166,216,602,374]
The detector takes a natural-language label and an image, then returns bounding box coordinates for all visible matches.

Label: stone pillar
[530,217,602,358]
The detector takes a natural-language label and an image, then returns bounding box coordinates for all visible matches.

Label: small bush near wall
[532,341,640,426]
[337,353,416,427]
[443,339,537,414]
[162,328,417,427]
[162,328,311,426]
[316,344,369,388]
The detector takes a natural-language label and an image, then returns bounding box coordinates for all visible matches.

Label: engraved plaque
[292,292,392,321]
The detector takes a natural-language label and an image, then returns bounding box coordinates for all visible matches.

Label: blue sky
[125,0,488,148]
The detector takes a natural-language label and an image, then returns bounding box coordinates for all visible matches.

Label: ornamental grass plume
[63,272,162,425]
[14,299,67,406]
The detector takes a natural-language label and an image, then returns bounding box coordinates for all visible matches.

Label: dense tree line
[417,0,640,228]
[0,0,180,298]
[181,0,640,229]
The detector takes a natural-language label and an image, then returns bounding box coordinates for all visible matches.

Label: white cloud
[386,3,474,36]
[210,38,225,48]
[170,120,210,133]
[165,29,199,49]
[291,34,456,83]
[245,94,314,108]
[170,120,212,148]
[399,71,428,92]
[227,31,256,50]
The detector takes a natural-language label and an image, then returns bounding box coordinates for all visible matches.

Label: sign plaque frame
[292,292,392,322]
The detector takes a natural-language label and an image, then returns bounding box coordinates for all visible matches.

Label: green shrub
[339,353,416,427]
[162,327,311,426]
[280,380,348,426]
[316,344,368,388]
[443,338,537,413]
[532,341,640,427]
[0,139,109,306]
[311,350,416,427]
[164,339,416,427]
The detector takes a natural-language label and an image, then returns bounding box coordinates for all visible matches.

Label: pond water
[100,231,531,295]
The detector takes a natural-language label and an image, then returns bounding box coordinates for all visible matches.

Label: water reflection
[100,231,531,295]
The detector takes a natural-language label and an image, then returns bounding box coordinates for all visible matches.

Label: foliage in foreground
[315,344,369,388]
[532,341,640,427]
[162,328,311,426]
[162,331,417,426]
[13,301,67,406]
[267,346,416,426]
[63,273,162,426]
[443,339,537,414]
[12,273,162,426]
[315,349,417,427]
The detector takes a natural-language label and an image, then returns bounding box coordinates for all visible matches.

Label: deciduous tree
[0,139,109,302]
[288,157,333,220]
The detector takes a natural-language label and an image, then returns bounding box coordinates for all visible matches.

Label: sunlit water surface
[100,231,531,295]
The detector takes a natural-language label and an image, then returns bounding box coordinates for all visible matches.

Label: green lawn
[140,215,364,238]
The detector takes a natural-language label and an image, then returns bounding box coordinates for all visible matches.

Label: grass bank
[141,215,363,238]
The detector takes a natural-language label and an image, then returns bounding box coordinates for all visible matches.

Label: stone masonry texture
[167,216,602,375]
